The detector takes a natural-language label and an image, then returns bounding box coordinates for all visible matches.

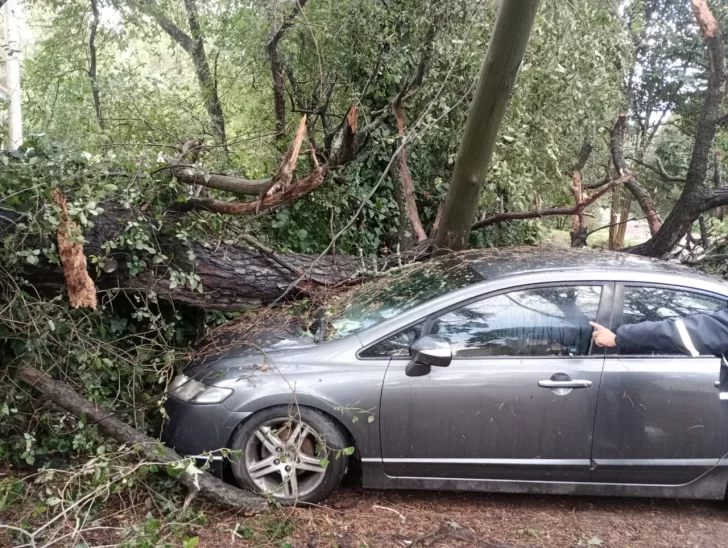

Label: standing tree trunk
[88,0,104,131]
[569,137,593,247]
[608,186,621,249]
[433,0,541,253]
[613,191,632,248]
[267,0,309,152]
[4,0,23,150]
[133,0,228,157]
[182,0,227,155]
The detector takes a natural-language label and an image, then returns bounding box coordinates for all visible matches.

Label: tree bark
[182,0,228,155]
[614,191,632,248]
[433,0,541,253]
[15,366,268,512]
[608,186,621,249]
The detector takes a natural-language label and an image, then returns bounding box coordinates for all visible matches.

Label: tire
[229,405,350,504]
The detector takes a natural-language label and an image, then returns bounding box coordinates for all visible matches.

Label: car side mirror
[405,335,452,377]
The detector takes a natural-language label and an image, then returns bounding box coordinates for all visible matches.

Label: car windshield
[328,255,484,339]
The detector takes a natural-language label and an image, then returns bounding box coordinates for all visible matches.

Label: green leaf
[182,536,199,548]
[343,446,355,456]
[319,458,329,470]
[587,537,603,546]
[367,415,375,424]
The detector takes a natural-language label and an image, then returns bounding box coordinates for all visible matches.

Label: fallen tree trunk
[6,208,361,311]
[16,365,268,512]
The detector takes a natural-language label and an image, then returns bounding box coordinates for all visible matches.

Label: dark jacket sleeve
[615,308,728,357]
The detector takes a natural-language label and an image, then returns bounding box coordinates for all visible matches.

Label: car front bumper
[162,397,252,472]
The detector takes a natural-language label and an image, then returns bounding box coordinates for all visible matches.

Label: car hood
[184,320,317,380]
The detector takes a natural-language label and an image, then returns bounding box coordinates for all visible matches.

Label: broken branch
[471,173,632,230]
[15,365,268,512]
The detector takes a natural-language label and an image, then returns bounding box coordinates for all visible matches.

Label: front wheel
[229,406,349,504]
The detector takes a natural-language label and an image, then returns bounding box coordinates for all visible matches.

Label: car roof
[457,246,709,281]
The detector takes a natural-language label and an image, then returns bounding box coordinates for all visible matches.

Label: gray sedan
[163,248,728,503]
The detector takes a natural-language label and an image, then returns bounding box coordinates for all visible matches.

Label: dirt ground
[4,480,728,547]
[195,484,728,548]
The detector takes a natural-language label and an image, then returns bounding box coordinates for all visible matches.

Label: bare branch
[628,156,686,182]
[131,0,195,53]
[584,175,611,190]
[471,173,632,230]
[239,234,304,277]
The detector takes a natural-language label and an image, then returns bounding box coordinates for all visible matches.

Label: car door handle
[538,379,593,389]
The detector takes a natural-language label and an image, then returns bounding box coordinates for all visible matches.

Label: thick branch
[16,366,268,512]
[171,166,272,195]
[471,173,631,230]
[331,106,361,167]
[572,138,593,174]
[568,137,593,244]
[584,174,611,190]
[629,156,686,182]
[170,117,307,197]
[266,115,308,196]
[177,163,326,216]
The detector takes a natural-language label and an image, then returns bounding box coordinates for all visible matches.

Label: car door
[378,282,610,482]
[592,284,728,484]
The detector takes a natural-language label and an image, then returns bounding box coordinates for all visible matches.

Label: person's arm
[591,308,728,356]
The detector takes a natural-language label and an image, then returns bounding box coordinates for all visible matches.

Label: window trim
[421,281,612,361]
[356,319,426,361]
[609,282,728,359]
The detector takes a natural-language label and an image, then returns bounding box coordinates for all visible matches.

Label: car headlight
[168,374,233,404]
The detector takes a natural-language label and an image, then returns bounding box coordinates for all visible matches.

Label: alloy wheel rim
[243,417,328,499]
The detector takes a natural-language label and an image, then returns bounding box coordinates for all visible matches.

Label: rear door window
[620,286,726,355]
